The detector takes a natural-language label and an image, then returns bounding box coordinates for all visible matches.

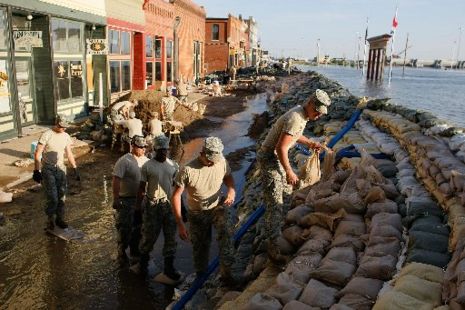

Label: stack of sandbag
[448,133,465,162]
[444,238,465,308]
[374,262,444,310]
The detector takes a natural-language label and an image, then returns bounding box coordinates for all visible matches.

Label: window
[146,36,164,87]
[109,29,131,55]
[155,39,162,58]
[108,28,132,93]
[155,62,162,81]
[51,19,82,53]
[166,40,173,59]
[167,62,172,82]
[166,40,173,82]
[0,9,11,114]
[146,62,153,87]
[146,36,153,57]
[212,24,219,41]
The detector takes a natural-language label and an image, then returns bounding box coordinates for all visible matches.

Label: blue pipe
[172,205,266,310]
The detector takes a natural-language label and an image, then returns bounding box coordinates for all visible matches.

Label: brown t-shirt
[38,129,73,167]
[261,105,309,152]
[141,158,178,201]
[175,157,231,212]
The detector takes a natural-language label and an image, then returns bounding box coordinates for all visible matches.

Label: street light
[316,38,320,66]
[173,16,181,82]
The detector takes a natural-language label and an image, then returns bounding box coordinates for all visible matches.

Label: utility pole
[316,38,320,66]
[457,26,462,69]
[451,41,456,69]
[402,33,409,77]
[356,32,361,70]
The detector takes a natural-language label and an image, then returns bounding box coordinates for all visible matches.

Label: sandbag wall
[243,152,407,310]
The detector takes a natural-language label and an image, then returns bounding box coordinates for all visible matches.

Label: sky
[195,0,465,60]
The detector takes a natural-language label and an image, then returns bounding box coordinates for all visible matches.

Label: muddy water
[0,93,267,310]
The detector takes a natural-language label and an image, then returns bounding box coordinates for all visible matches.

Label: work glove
[71,167,81,181]
[112,198,121,210]
[33,170,42,183]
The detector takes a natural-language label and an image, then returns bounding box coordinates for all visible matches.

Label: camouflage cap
[203,136,224,163]
[132,135,147,148]
[153,135,170,150]
[55,114,70,128]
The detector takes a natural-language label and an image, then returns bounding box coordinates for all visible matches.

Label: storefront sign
[13,31,43,50]
[86,39,108,55]
[70,62,82,77]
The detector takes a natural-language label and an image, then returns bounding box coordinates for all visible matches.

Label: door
[15,57,35,126]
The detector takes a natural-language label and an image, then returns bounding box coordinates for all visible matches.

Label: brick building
[204,14,249,74]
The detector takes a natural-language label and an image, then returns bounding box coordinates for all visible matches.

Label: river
[299,65,465,127]
[0,93,267,310]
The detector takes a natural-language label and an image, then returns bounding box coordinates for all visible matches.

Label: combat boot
[55,217,68,229]
[46,215,55,231]
[153,256,183,285]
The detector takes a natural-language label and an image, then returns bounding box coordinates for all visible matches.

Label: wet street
[0,93,267,310]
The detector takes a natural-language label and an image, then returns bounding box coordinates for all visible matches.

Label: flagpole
[362,18,369,77]
[388,7,398,84]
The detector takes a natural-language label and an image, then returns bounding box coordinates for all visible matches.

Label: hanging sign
[86,39,108,55]
[13,31,43,50]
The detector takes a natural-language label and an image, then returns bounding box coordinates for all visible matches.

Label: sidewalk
[0,125,92,190]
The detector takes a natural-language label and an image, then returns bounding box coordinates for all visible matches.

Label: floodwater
[0,93,267,310]
[300,65,465,127]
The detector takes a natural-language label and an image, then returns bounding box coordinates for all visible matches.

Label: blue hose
[172,205,266,310]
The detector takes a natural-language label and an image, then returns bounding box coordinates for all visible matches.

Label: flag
[390,8,398,34]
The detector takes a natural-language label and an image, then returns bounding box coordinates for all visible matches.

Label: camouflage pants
[188,206,235,275]
[139,198,177,259]
[257,150,286,241]
[115,197,141,257]
[41,164,67,219]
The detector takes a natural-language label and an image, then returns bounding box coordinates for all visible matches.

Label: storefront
[0,0,106,140]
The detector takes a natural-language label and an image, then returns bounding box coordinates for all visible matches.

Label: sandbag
[337,294,374,310]
[366,200,398,218]
[276,235,296,255]
[375,160,398,178]
[299,279,338,308]
[356,255,397,280]
[365,238,401,257]
[364,186,386,204]
[332,170,351,184]
[243,293,282,310]
[267,272,303,305]
[334,220,366,237]
[285,254,322,285]
[374,290,434,310]
[300,151,321,186]
[298,239,327,255]
[299,209,347,231]
[306,225,333,242]
[286,205,312,225]
[310,258,355,286]
[313,192,365,214]
[406,248,451,268]
[370,224,403,240]
[370,213,402,232]
[398,262,444,284]
[324,247,357,265]
[394,274,442,306]
[408,230,449,253]
[283,300,318,310]
[283,226,306,247]
[339,277,384,300]
[321,150,336,181]
[331,234,365,252]
[410,219,449,236]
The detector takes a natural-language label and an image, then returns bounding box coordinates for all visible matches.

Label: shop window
[146,36,153,58]
[16,60,31,100]
[0,9,11,114]
[155,39,162,58]
[109,29,119,54]
[70,61,83,97]
[54,61,70,101]
[212,24,219,41]
[155,62,162,81]
[167,62,172,82]
[146,62,153,87]
[109,61,121,93]
[121,31,130,55]
[166,40,173,59]
[51,19,82,53]
[121,61,131,91]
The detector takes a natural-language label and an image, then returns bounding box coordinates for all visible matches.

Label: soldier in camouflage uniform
[257,89,331,262]
[160,87,182,121]
[112,136,149,266]
[33,115,80,230]
[133,135,181,283]
[172,137,236,282]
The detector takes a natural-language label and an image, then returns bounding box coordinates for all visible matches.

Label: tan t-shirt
[123,118,143,138]
[175,157,231,212]
[141,158,178,201]
[113,153,149,197]
[38,129,73,167]
[161,96,177,118]
[261,105,309,152]
[148,119,163,136]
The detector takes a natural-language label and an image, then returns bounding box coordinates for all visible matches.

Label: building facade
[204,14,249,74]
[0,0,106,140]
[244,16,260,67]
